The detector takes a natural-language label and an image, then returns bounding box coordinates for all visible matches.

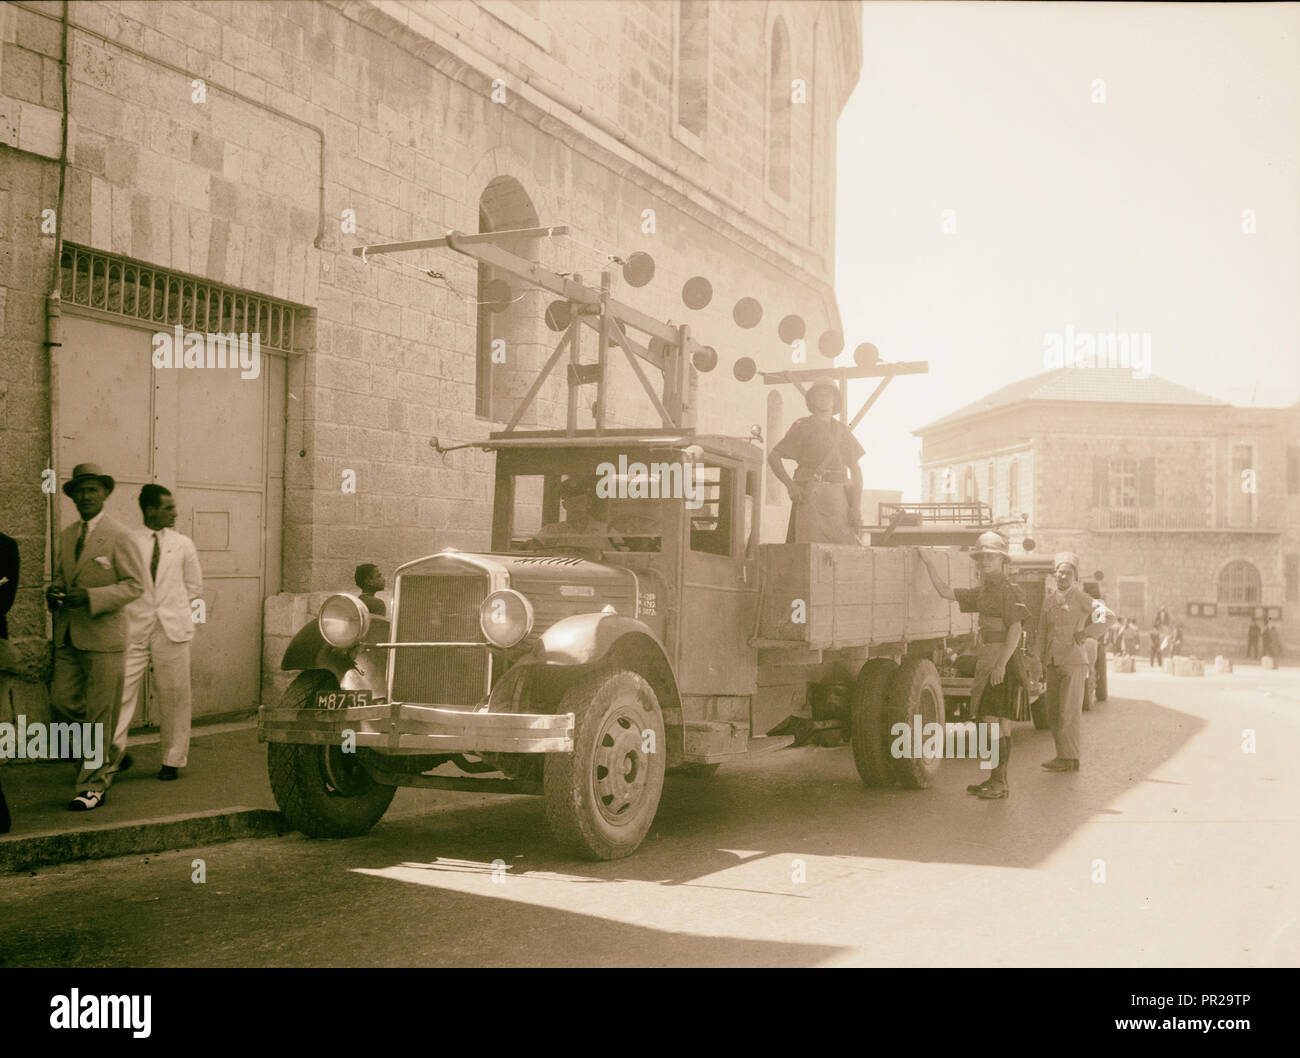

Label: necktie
[151,533,160,582]
[75,521,88,562]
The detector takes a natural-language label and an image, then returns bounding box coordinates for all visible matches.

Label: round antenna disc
[733,356,757,382]
[733,297,763,328]
[682,276,713,310]
[622,251,655,287]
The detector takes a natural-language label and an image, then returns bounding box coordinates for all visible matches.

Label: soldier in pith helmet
[916,532,1029,799]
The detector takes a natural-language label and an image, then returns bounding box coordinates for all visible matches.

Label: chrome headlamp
[318,593,371,649]
[479,589,534,648]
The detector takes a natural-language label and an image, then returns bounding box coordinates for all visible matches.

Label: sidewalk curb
[0,808,291,875]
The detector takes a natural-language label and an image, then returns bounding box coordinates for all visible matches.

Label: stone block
[1214,656,1233,673]
[1114,655,1135,673]
[1261,656,1276,670]
[1173,657,1204,677]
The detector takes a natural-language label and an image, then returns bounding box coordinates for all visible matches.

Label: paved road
[2,667,1297,967]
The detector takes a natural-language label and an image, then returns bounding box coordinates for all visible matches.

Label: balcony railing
[1092,507,1209,530]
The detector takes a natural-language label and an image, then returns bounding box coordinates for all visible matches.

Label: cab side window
[689,464,732,556]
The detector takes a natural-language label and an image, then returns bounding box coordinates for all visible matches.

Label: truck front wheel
[888,658,944,789]
[851,658,897,787]
[267,671,396,838]
[544,666,666,860]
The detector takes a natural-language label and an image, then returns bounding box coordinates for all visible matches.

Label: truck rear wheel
[544,666,666,860]
[851,658,897,787]
[888,658,944,789]
[267,671,396,838]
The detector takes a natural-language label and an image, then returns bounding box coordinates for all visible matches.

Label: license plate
[315,689,371,711]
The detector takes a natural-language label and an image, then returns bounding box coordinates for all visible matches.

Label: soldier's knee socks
[993,730,1010,782]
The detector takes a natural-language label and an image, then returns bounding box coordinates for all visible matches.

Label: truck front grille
[391,572,491,706]
[390,645,491,707]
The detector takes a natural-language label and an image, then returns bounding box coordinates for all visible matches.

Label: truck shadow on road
[342,692,1202,891]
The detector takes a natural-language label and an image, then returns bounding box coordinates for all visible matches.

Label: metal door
[57,313,284,724]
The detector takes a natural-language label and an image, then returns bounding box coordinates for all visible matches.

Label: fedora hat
[804,379,842,415]
[62,463,115,498]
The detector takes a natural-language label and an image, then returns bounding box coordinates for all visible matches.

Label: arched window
[1218,561,1261,604]
[1009,460,1019,509]
[767,18,791,199]
[675,1,709,140]
[476,176,540,423]
[765,390,784,505]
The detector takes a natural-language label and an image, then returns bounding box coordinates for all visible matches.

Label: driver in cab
[530,475,624,556]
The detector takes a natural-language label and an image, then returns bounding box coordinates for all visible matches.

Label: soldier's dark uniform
[954,579,1030,720]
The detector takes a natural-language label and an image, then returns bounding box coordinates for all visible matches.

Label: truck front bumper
[258,701,574,754]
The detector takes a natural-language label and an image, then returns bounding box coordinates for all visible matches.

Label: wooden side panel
[757,544,976,649]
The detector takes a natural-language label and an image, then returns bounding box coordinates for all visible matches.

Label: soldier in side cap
[767,379,864,544]
[1036,551,1109,772]
[917,532,1029,799]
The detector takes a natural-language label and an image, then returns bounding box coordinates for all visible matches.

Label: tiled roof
[914,368,1226,433]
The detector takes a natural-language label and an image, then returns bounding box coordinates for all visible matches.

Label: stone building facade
[915,368,1300,661]
[0,1,862,720]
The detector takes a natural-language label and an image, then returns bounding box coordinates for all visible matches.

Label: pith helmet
[804,380,843,415]
[1054,551,1081,574]
[970,531,1010,558]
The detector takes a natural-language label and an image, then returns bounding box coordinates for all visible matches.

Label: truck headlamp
[319,593,370,649]
[479,589,534,648]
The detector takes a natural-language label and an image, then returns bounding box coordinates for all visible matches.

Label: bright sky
[834,1,1300,498]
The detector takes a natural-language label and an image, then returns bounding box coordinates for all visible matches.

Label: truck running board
[747,735,797,756]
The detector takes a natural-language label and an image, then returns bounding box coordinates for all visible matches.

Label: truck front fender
[281,617,389,697]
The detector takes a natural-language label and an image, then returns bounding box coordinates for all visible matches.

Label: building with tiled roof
[914,368,1299,661]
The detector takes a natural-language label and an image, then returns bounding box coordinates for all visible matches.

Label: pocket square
[94,555,112,568]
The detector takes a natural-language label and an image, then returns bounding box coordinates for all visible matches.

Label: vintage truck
[259,432,981,860]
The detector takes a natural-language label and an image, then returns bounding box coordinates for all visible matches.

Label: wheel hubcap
[320,745,367,796]
[592,708,649,825]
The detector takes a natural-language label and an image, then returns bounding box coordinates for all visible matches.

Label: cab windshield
[507,470,676,554]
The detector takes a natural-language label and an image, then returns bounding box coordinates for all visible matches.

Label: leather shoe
[1042,758,1080,772]
[69,789,106,811]
[157,765,179,781]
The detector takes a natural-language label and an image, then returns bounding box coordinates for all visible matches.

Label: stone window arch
[475,176,541,423]
[1217,560,1261,604]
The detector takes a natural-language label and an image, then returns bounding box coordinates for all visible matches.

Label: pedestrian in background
[1247,616,1261,660]
[1261,616,1279,659]
[48,463,144,811]
[1037,551,1103,772]
[0,529,18,833]
[355,563,386,616]
[1149,625,1162,668]
[1122,618,1140,657]
[116,485,203,782]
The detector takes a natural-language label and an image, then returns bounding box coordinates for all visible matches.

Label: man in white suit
[114,484,203,781]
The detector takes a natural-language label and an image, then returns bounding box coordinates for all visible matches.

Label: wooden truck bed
[754,544,976,650]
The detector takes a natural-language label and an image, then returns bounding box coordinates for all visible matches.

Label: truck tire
[544,666,666,860]
[267,671,396,838]
[851,658,897,788]
[1095,645,1108,701]
[887,658,944,789]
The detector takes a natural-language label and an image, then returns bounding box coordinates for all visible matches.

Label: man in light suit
[115,484,203,781]
[48,463,144,810]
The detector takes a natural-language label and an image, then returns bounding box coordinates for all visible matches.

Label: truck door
[675,461,758,695]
